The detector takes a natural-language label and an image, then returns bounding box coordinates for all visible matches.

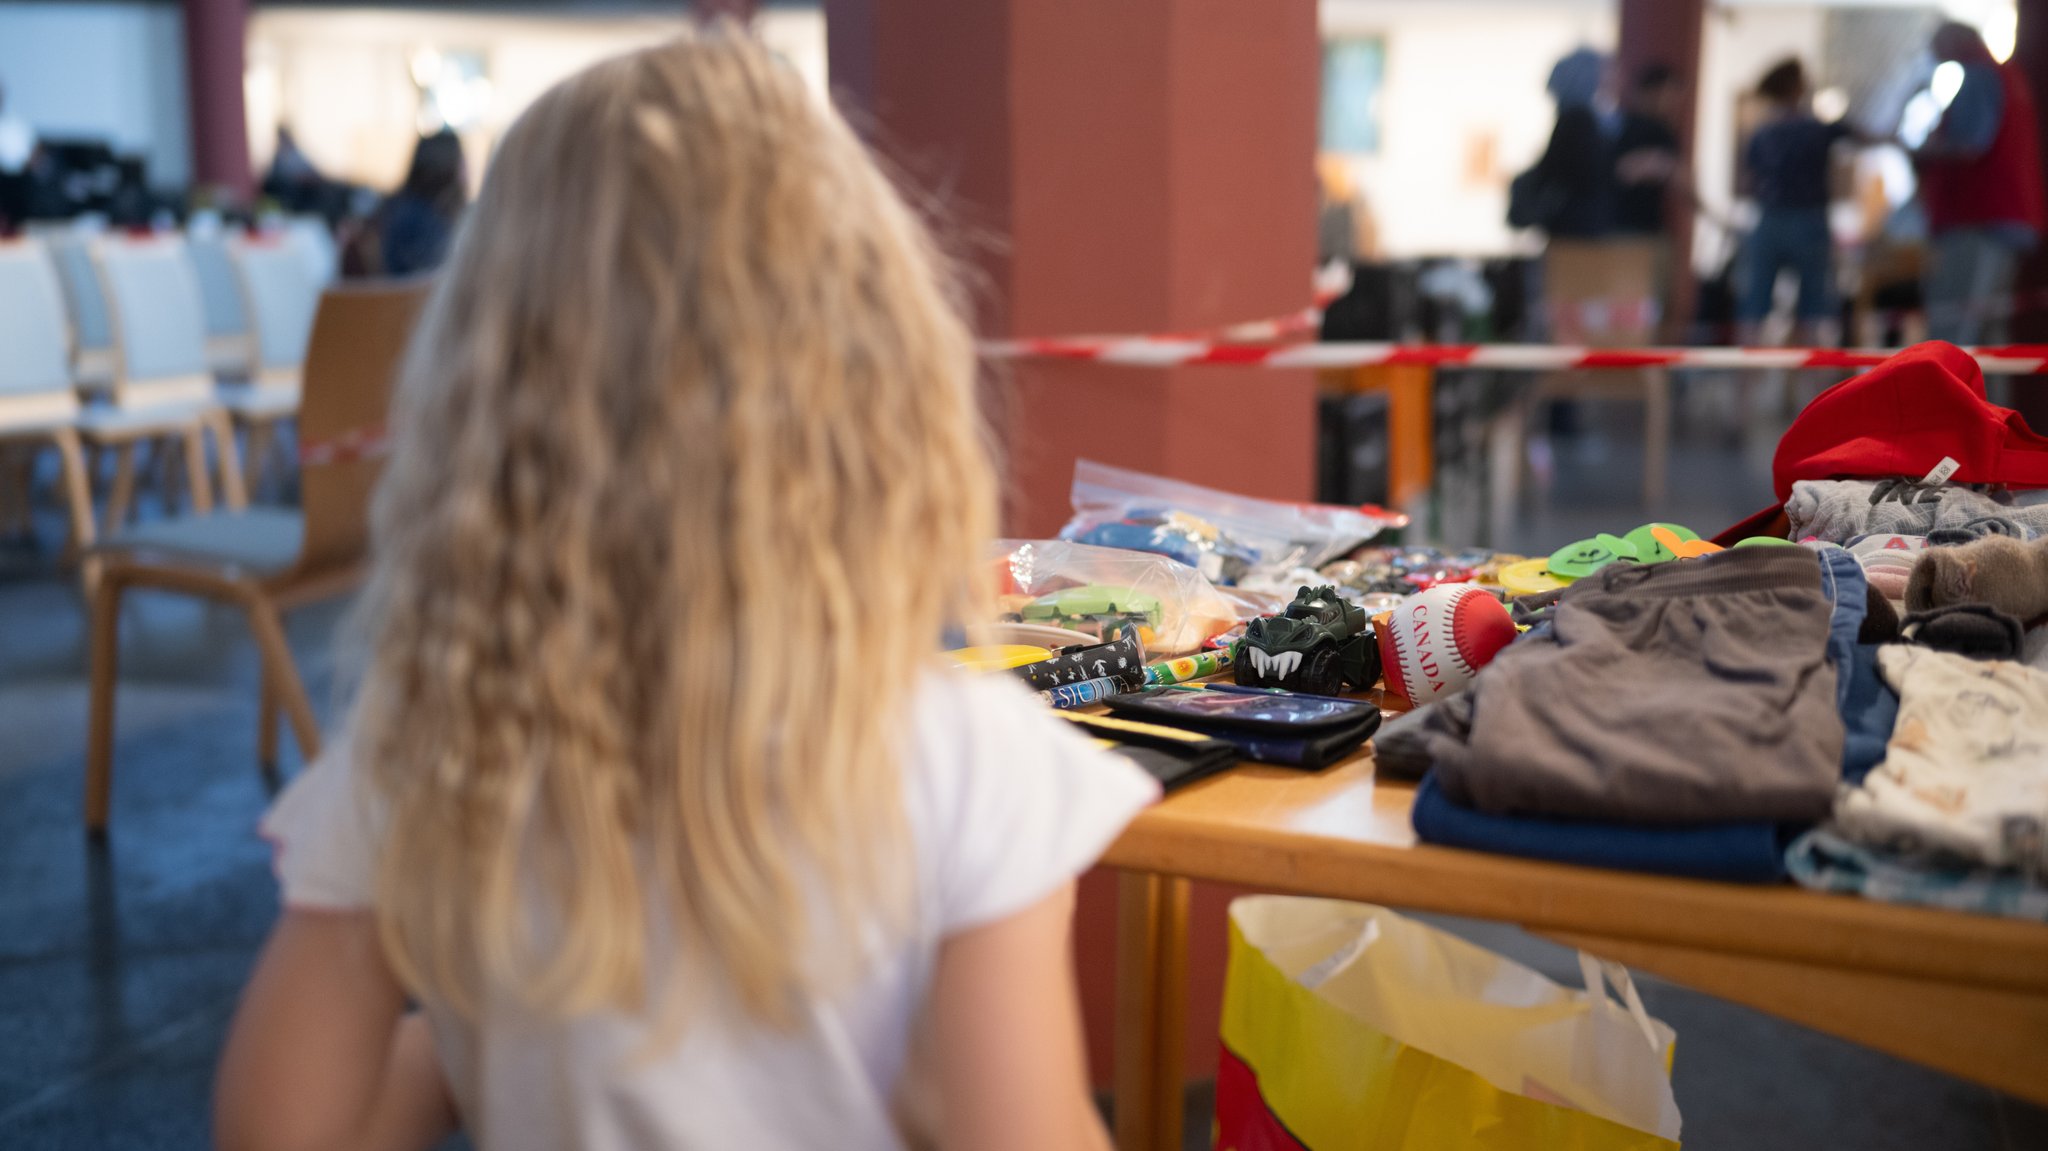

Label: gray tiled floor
[2,402,2044,1149]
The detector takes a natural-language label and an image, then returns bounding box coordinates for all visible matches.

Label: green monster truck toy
[1234,585,1381,697]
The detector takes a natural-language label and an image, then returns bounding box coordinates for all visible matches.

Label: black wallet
[1101,685,1382,770]
[1061,712,1240,791]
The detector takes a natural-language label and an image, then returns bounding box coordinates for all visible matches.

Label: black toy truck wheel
[1297,648,1343,697]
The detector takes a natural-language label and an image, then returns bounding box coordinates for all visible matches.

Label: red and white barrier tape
[980,339,2048,374]
[298,424,390,467]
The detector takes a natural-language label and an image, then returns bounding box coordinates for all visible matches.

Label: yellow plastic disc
[1497,557,1571,596]
[948,644,1052,672]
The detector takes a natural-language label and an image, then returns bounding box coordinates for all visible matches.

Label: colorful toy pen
[1039,674,1129,710]
[1142,646,1235,687]
[1011,629,1146,692]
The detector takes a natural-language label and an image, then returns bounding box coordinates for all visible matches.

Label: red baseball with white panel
[1375,584,1517,702]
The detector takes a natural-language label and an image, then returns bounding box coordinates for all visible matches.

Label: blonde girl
[216,29,1155,1151]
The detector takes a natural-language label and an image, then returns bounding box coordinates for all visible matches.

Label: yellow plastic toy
[947,644,1052,672]
[1497,557,1572,596]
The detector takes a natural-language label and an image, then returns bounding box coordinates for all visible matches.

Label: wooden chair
[1500,237,1672,510]
[222,233,320,494]
[0,238,99,589]
[89,234,247,530]
[84,280,428,834]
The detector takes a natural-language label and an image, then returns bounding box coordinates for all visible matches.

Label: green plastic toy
[1547,533,1638,580]
[1623,522,1699,565]
[1019,585,1164,634]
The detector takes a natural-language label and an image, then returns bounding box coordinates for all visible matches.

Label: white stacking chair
[36,222,119,393]
[88,234,247,530]
[281,214,338,287]
[0,238,99,588]
[186,222,257,377]
[223,234,319,492]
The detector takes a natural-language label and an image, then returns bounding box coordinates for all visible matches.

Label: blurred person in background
[1512,47,1614,240]
[1613,62,1705,341]
[0,80,37,227]
[374,129,468,277]
[1911,21,2047,345]
[261,125,326,214]
[1317,155,1380,266]
[1739,58,1849,346]
[1510,48,1615,439]
[1612,63,1682,240]
[0,81,33,175]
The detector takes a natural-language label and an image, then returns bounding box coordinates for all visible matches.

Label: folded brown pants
[1430,546,1842,823]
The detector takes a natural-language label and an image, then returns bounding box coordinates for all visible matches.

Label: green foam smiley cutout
[1546,533,1639,580]
[1623,522,1698,565]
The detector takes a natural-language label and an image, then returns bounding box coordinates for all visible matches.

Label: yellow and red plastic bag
[1217,897,1681,1151]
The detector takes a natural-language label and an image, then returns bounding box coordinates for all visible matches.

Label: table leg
[1115,872,1164,1151]
[1114,872,1192,1151]
[1383,363,1435,511]
[1150,876,1190,1150]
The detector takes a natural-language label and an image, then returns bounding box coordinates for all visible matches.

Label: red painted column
[183,0,253,200]
[1617,0,1706,341]
[828,0,1319,1090]
[830,0,1319,534]
[2010,0,2048,429]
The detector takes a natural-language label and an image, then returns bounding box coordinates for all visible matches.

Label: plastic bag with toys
[1059,459,1406,586]
[985,539,1240,656]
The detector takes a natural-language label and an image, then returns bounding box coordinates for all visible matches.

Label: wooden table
[1101,744,2048,1151]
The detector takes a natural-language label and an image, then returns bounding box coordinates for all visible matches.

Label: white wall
[1320,0,1617,258]
[0,1,190,188]
[247,6,828,192]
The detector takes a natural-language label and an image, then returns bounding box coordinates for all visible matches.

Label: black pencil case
[1061,712,1240,791]
[1102,686,1382,770]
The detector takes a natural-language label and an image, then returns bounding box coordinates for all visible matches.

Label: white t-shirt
[260,672,1159,1150]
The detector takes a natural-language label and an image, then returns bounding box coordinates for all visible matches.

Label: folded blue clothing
[1786,829,2048,921]
[1410,772,1792,883]
[1815,547,1897,782]
[1839,642,1899,784]
[1814,546,1866,710]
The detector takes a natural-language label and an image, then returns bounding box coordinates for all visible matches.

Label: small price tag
[1920,456,1961,486]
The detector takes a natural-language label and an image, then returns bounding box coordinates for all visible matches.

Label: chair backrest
[92,234,216,410]
[0,239,83,428]
[40,226,113,356]
[186,228,250,340]
[295,280,430,573]
[1543,238,1663,347]
[230,234,320,382]
[282,214,339,286]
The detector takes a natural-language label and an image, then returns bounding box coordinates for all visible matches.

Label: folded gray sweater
[1786,479,2048,543]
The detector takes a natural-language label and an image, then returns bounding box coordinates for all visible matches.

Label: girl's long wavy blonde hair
[353,28,995,1029]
